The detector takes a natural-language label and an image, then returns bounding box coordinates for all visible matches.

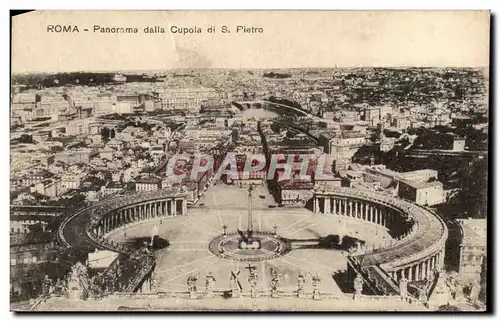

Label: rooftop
[459,218,487,247]
[135,174,163,184]
[398,179,442,190]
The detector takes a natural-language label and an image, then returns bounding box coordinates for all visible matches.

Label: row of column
[93,198,187,237]
[313,196,395,229]
[390,248,445,283]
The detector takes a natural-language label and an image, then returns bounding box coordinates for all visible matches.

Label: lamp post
[223,224,227,236]
[273,223,278,236]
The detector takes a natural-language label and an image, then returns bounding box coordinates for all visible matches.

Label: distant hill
[263,72,291,79]
[11,72,161,88]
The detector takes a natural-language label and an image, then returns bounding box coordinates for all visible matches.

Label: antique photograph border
[5,4,497,316]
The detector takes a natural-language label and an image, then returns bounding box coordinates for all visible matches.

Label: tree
[100,127,110,141]
[18,134,34,144]
[437,304,460,311]
[449,158,488,219]
[50,146,64,153]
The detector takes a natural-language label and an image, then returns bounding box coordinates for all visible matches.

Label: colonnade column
[182,199,187,215]
[324,198,331,214]
[170,200,175,216]
[440,248,445,271]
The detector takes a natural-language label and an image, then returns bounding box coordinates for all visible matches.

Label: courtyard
[106,184,392,295]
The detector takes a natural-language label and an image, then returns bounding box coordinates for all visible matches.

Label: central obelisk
[247,185,253,236]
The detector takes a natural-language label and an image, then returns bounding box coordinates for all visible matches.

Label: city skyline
[11,66,491,76]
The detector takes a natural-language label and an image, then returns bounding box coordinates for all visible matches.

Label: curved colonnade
[313,187,448,284]
[87,188,188,240]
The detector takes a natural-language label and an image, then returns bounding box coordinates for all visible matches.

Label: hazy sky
[11,11,490,73]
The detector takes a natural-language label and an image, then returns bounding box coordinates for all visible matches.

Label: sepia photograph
[9,10,490,312]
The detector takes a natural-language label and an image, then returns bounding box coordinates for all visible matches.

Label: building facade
[458,218,486,282]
